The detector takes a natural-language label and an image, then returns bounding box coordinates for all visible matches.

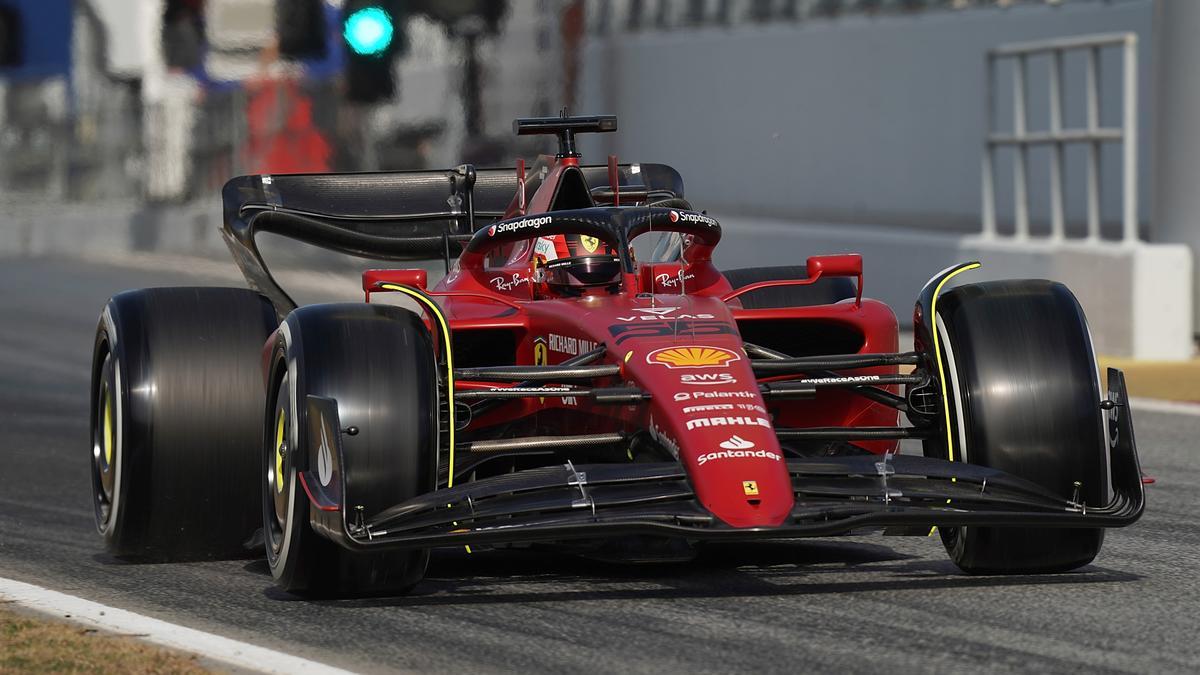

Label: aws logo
[679,373,736,386]
[647,346,740,369]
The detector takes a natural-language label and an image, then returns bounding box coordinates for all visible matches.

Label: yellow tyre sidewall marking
[378,284,457,487]
[930,262,980,463]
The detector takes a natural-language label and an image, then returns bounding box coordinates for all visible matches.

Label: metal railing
[586,1,1141,35]
[981,32,1138,243]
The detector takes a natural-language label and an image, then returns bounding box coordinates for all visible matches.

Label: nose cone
[635,345,795,528]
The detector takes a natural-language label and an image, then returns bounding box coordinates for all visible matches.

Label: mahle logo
[647,346,740,369]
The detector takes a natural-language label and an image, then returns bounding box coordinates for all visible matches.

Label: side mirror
[806,254,863,305]
[363,269,428,302]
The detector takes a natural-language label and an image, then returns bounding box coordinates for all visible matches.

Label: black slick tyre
[723,266,856,308]
[265,303,438,597]
[90,287,277,560]
[928,279,1109,574]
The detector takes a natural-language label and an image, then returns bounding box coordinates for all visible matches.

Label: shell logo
[647,346,740,369]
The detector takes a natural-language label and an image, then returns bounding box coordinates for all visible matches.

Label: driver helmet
[533,233,622,293]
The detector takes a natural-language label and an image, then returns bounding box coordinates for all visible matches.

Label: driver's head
[533,234,622,296]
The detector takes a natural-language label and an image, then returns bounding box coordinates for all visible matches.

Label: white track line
[0,576,356,675]
[1129,397,1200,416]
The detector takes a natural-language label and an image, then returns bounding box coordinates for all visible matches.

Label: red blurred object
[243,80,331,175]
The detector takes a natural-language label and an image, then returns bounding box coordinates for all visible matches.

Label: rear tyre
[723,266,856,309]
[90,288,277,559]
[928,280,1108,574]
[265,304,438,596]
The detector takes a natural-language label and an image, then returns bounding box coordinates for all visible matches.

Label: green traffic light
[344,6,394,56]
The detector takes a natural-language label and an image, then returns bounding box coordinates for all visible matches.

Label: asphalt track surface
[2,256,1199,674]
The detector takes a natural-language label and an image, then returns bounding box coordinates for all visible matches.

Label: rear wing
[221,162,684,316]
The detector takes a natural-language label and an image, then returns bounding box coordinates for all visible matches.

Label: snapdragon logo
[489,215,553,236]
[668,210,717,227]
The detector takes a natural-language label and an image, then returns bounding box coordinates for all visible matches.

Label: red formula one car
[89,115,1143,595]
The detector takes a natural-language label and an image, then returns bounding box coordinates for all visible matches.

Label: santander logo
[719,435,755,450]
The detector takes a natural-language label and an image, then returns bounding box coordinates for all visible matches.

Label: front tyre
[265,303,439,596]
[929,280,1109,574]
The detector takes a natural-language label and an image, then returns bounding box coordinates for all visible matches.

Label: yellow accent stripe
[103,388,114,466]
[274,408,286,493]
[930,262,981,463]
[379,283,457,488]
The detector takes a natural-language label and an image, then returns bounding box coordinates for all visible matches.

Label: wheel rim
[266,372,292,557]
[91,351,117,528]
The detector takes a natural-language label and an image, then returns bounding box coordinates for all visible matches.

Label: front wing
[311,369,1145,552]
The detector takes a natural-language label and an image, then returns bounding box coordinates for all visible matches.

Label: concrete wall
[577,1,1154,236]
[712,218,1191,360]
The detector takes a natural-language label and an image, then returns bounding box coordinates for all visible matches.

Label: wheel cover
[266,373,292,557]
[91,352,117,528]
[103,387,114,467]
[274,408,286,494]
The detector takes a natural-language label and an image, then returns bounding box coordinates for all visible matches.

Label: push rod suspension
[454,363,621,382]
[775,426,934,441]
[456,386,648,404]
[751,352,921,373]
[462,433,626,453]
[744,343,919,411]
[760,373,924,399]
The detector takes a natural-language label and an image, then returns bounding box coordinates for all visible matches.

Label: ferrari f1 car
[90,114,1143,595]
